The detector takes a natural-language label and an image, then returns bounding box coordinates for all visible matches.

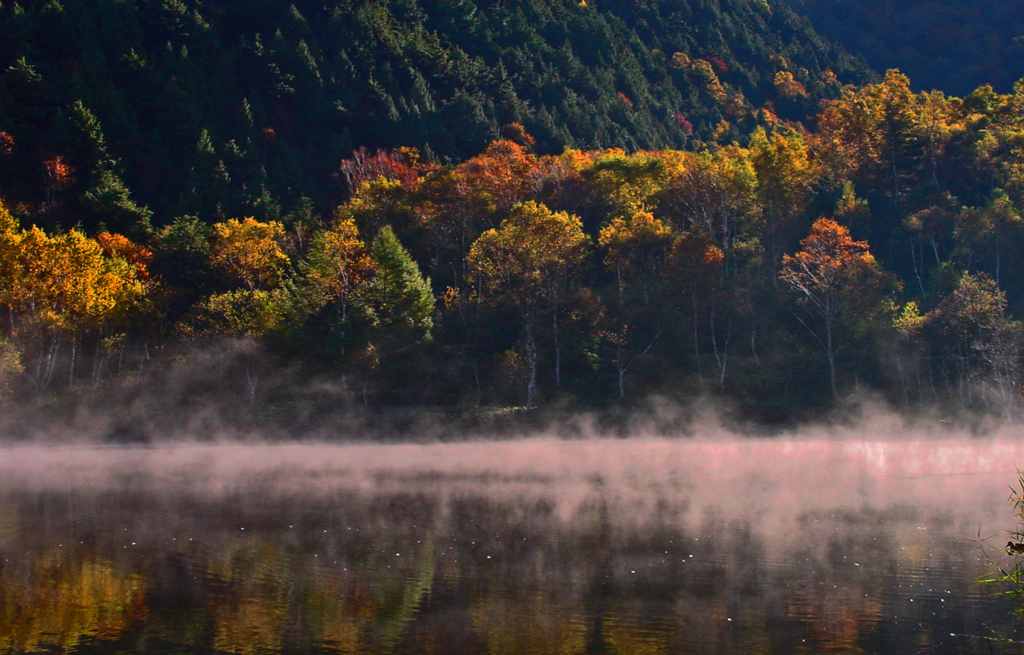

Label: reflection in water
[0,438,1023,653]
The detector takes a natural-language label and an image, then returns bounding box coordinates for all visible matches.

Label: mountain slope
[0,0,872,230]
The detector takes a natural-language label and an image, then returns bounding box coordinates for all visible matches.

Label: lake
[2,434,1024,654]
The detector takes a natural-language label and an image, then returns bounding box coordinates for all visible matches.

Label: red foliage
[0,132,12,156]
[338,147,437,194]
[97,231,154,280]
[703,57,729,74]
[44,156,74,189]
[675,114,694,135]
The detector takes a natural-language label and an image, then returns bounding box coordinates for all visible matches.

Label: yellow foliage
[301,217,375,313]
[582,151,670,215]
[712,119,732,142]
[211,217,290,290]
[669,52,691,70]
[183,289,287,338]
[0,222,147,334]
[599,211,674,276]
[894,301,925,337]
[774,70,807,100]
[749,126,815,216]
[468,201,590,305]
[0,199,15,231]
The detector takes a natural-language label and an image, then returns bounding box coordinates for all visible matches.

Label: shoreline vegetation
[3,2,1024,435]
[5,71,1024,435]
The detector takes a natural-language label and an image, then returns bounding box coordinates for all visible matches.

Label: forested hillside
[787,0,1024,95]
[0,0,870,234]
[4,0,1024,430]
[5,69,1024,427]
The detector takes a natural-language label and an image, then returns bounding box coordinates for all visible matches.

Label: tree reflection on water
[0,439,1022,654]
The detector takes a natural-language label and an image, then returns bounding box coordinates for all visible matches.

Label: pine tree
[366,225,434,339]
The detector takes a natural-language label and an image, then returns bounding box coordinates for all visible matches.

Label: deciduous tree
[780,218,884,396]
[468,201,590,406]
[210,217,290,290]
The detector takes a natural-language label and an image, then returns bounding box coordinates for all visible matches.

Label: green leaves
[365,225,433,337]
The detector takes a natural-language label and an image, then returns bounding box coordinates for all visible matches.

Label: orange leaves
[44,156,74,190]
[453,139,538,212]
[210,217,290,290]
[780,218,886,394]
[96,232,153,280]
[780,218,873,304]
[183,218,293,337]
[0,132,12,156]
[500,123,535,148]
[812,69,919,178]
[779,218,890,348]
[407,136,544,273]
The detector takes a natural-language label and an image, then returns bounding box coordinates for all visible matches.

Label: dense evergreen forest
[0,0,870,230]
[2,0,1024,430]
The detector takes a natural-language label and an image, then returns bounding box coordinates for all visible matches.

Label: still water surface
[2,437,1024,654]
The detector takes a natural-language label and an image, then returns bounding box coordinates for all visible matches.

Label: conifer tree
[366,225,434,339]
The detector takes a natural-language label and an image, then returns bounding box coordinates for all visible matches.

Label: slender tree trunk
[91,336,104,390]
[826,320,837,397]
[710,311,728,391]
[896,350,909,408]
[473,363,481,406]
[617,338,626,399]
[910,239,926,299]
[692,291,703,384]
[245,368,259,407]
[68,332,77,387]
[553,311,561,391]
[42,338,59,394]
[524,319,537,408]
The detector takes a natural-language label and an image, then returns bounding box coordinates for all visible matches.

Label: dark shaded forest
[0,0,870,230]
[2,0,1024,432]
[786,0,1024,96]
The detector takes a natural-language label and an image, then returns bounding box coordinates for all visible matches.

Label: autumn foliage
[4,65,1024,420]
